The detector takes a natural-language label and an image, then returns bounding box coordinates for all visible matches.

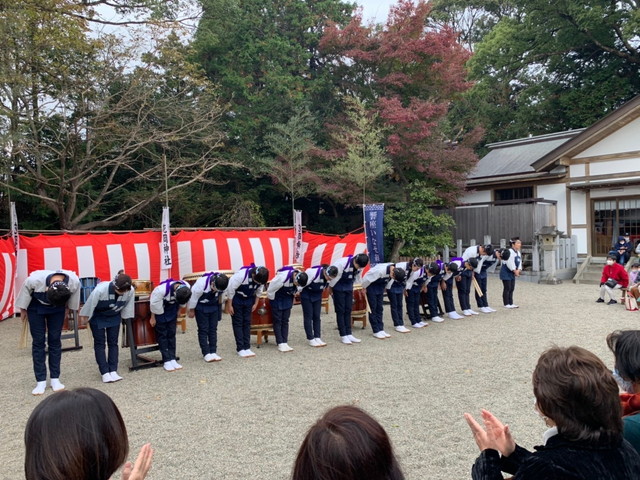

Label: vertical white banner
[293,209,302,264]
[161,206,172,269]
[10,201,19,252]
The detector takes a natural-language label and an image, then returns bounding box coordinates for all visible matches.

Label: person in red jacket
[598,254,629,304]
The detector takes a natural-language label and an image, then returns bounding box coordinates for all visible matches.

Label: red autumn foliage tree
[320,0,481,206]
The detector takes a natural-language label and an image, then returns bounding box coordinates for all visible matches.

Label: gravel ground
[1,277,638,480]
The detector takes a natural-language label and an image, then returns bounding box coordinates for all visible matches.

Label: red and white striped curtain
[1,229,365,319]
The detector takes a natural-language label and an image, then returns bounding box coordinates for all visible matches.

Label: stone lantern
[536,226,563,284]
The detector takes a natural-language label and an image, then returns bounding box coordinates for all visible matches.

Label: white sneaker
[347,334,361,343]
[244,349,256,357]
[418,321,428,327]
[510,304,519,308]
[314,338,327,347]
[382,331,391,338]
[278,343,294,352]
[487,307,497,312]
[463,310,473,316]
[411,322,424,328]
[431,316,444,323]
[32,381,46,396]
[209,353,222,361]
[503,305,512,309]
[468,309,479,315]
[163,361,175,372]
[50,378,65,392]
[479,307,492,314]
[395,325,411,333]
[102,373,114,383]
[447,312,464,319]
[341,336,353,345]
[309,338,319,347]
[237,350,247,357]
[171,360,182,370]
[204,353,214,362]
[373,331,386,339]
[110,372,123,382]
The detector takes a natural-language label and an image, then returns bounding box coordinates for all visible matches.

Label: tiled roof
[469,130,584,179]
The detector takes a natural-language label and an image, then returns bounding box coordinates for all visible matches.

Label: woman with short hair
[25,388,152,480]
[465,346,640,479]
[292,405,405,480]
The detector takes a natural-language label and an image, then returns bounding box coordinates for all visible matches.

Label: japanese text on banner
[364,204,384,265]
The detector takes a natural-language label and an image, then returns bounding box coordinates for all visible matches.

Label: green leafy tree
[192,0,355,186]
[439,0,640,144]
[385,182,455,260]
[322,96,392,206]
[259,106,320,217]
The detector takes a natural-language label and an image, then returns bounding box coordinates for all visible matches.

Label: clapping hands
[464,409,516,457]
[122,443,153,480]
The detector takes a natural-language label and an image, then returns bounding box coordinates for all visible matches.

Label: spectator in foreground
[608,330,640,454]
[25,387,153,480]
[464,345,640,479]
[292,405,405,480]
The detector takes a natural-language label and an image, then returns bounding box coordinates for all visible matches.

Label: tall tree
[192,0,356,222]
[319,0,479,254]
[259,106,321,218]
[321,96,392,206]
[438,0,640,144]
[0,3,233,229]
[320,0,479,206]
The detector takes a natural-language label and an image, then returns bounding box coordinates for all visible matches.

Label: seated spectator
[630,263,640,286]
[292,405,405,480]
[608,330,640,454]
[465,346,640,479]
[613,235,633,265]
[25,387,153,480]
[597,254,629,304]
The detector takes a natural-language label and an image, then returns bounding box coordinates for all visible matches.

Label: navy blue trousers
[332,289,353,336]
[231,299,253,351]
[28,305,65,382]
[426,286,439,317]
[406,288,421,325]
[475,275,489,308]
[90,323,120,374]
[366,290,384,333]
[301,294,322,340]
[154,320,177,363]
[442,285,456,313]
[195,308,221,355]
[457,276,471,311]
[387,290,404,326]
[272,307,292,344]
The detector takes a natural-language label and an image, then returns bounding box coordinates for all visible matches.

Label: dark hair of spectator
[607,330,640,384]
[292,405,405,480]
[25,388,128,480]
[533,346,622,443]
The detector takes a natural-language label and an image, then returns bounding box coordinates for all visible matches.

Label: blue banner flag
[364,204,384,265]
